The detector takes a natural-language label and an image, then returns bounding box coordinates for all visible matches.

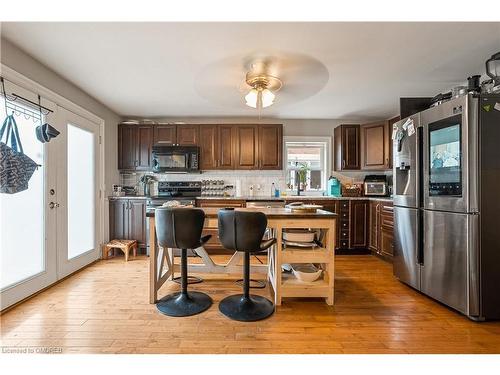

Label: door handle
[342,160,346,169]
[49,202,60,209]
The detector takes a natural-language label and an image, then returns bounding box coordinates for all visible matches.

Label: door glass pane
[0,102,45,289]
[67,124,95,259]
[428,114,462,196]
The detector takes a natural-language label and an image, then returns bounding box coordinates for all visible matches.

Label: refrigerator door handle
[417,209,424,265]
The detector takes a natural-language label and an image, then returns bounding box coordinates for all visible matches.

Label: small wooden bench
[102,239,138,262]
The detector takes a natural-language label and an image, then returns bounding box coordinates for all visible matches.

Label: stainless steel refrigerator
[393,93,500,320]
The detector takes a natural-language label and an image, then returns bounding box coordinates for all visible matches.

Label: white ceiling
[2,22,499,120]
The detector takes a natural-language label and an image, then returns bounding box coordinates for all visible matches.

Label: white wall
[0,37,121,196]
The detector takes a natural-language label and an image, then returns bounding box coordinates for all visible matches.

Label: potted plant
[295,162,310,196]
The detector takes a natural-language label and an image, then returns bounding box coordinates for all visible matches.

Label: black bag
[0,115,40,194]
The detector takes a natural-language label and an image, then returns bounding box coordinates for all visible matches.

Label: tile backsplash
[119,170,392,197]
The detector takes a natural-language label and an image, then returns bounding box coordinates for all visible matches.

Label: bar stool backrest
[155,207,205,249]
[218,210,268,253]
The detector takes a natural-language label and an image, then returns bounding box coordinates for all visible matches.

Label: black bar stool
[155,207,213,317]
[217,209,276,321]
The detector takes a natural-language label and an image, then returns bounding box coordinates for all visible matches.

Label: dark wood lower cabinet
[349,200,369,248]
[369,200,394,259]
[109,199,128,240]
[369,201,380,252]
[109,199,147,250]
[380,227,394,257]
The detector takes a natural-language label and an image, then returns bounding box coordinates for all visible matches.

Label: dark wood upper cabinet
[234,125,258,170]
[360,120,391,170]
[119,123,283,171]
[349,200,368,248]
[218,125,236,169]
[258,124,282,170]
[199,125,218,170]
[136,125,153,170]
[118,124,152,171]
[176,125,199,146]
[334,124,360,171]
[118,125,137,170]
[154,125,176,145]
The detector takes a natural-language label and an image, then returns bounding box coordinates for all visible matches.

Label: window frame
[283,136,332,193]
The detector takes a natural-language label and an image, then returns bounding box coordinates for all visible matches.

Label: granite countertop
[195,196,393,202]
[109,195,393,202]
[146,206,338,219]
[109,195,149,200]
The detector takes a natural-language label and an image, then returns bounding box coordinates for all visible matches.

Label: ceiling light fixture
[244,72,282,109]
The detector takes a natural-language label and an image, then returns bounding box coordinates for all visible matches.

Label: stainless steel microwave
[151,146,199,173]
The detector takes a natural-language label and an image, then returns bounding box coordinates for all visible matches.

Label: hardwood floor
[2,255,500,354]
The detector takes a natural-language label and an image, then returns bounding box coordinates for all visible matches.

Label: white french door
[0,82,58,310]
[55,107,101,278]
[0,78,102,310]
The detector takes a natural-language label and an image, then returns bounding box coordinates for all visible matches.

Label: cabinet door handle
[342,160,346,169]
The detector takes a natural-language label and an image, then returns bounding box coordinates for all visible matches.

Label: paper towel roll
[235,180,242,196]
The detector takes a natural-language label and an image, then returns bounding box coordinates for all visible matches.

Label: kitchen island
[148,207,337,306]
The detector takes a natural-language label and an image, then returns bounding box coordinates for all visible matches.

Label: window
[284,137,331,192]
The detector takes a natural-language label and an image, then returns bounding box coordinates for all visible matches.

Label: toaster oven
[364,182,388,196]
[363,175,388,196]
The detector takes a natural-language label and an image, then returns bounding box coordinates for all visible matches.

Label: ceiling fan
[194,51,329,111]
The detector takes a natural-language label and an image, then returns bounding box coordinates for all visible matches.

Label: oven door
[422,95,478,214]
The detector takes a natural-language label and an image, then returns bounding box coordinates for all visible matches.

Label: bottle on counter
[271,183,275,197]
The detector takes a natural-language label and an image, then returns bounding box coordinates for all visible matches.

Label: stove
[146,181,201,210]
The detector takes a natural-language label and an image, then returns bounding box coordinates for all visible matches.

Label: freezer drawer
[393,206,420,290]
[421,210,473,315]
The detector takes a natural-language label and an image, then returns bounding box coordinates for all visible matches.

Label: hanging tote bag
[0,115,40,194]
